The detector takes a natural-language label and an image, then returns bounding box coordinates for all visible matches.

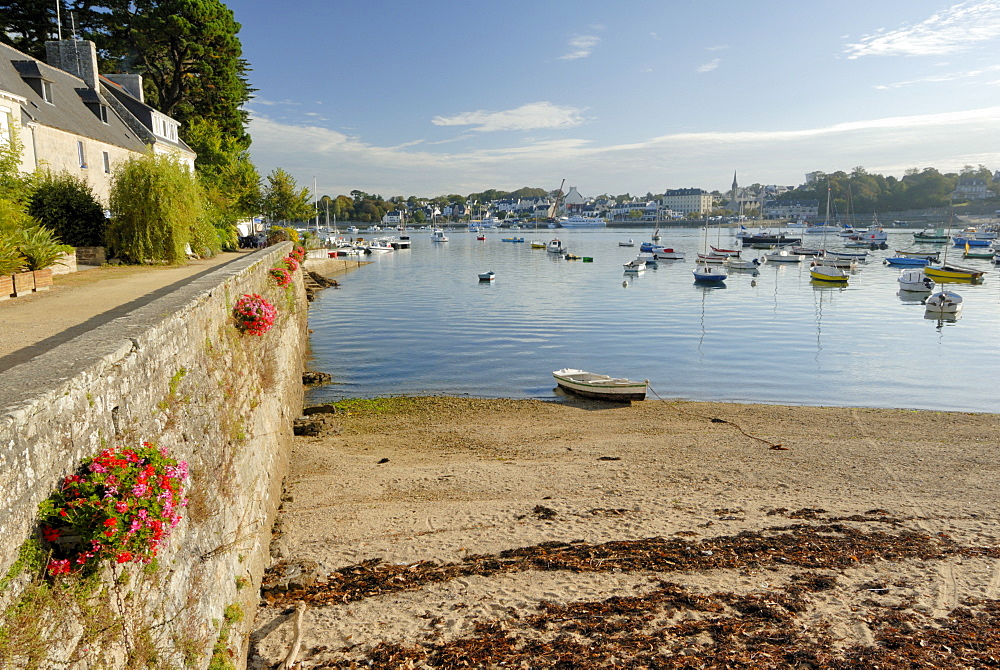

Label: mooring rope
[647,384,787,450]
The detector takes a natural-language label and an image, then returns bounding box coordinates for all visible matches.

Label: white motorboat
[727,258,760,270]
[478,271,495,282]
[924,290,963,314]
[825,250,869,261]
[762,250,804,263]
[546,239,566,254]
[619,239,635,247]
[552,368,648,402]
[623,259,646,273]
[898,270,934,292]
[431,228,449,243]
[651,248,685,260]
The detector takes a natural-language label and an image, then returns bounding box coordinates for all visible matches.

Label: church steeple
[730,170,738,212]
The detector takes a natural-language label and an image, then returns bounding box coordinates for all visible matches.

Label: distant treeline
[773,166,997,215]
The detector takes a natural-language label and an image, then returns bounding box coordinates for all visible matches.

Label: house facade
[0,39,195,203]
[763,199,819,220]
[662,188,713,216]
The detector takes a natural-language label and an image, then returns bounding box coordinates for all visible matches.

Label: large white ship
[558,215,607,228]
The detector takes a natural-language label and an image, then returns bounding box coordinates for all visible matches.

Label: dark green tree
[91,0,252,148]
[27,171,107,246]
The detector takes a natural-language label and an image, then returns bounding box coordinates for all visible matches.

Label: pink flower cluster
[281,255,300,272]
[38,442,188,577]
[233,293,278,335]
[290,246,306,262]
[268,266,293,288]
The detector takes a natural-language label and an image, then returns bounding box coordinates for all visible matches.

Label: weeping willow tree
[106,152,219,263]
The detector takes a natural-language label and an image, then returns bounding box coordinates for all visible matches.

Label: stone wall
[0,243,306,668]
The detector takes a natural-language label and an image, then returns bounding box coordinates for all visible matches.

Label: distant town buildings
[763,199,820,220]
[952,178,994,200]
[662,188,713,216]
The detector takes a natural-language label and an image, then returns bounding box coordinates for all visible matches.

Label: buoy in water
[622,280,628,288]
[750,279,757,286]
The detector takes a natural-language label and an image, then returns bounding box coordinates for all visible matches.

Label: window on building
[102,151,110,173]
[98,104,108,123]
[41,80,53,104]
[77,141,87,168]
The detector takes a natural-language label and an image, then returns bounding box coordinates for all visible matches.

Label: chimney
[104,74,144,103]
[45,39,99,90]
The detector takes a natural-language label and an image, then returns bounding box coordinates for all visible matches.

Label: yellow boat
[530,241,546,249]
[924,264,985,282]
[809,265,848,283]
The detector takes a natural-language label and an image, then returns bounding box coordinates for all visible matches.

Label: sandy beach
[249,396,1000,668]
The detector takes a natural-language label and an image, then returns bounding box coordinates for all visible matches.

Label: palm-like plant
[17,226,72,271]
[0,236,26,275]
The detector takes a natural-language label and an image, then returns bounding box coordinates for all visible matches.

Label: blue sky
[224,0,1000,199]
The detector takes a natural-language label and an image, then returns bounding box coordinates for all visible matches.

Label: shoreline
[249,396,1000,668]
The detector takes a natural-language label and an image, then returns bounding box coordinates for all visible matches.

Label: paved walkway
[0,251,253,374]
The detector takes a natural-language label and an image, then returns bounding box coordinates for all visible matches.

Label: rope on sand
[279,601,307,670]
[647,385,787,450]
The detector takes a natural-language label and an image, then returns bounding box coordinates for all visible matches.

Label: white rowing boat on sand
[552,368,648,402]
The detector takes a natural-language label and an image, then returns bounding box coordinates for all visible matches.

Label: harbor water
[306,227,1000,413]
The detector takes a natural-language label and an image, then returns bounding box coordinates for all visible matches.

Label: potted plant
[0,236,24,300]
[17,226,72,292]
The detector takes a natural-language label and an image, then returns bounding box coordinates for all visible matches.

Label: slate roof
[0,41,147,153]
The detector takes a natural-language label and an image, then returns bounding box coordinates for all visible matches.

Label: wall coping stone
[0,246,287,414]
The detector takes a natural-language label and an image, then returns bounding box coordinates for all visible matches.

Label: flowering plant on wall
[233,293,278,335]
[290,245,306,262]
[268,266,293,288]
[281,255,300,272]
[38,442,188,576]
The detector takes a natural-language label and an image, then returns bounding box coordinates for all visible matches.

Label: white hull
[924,290,963,313]
[898,270,934,292]
[552,368,647,402]
[558,216,607,228]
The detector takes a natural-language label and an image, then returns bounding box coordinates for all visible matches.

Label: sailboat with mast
[924,203,985,282]
[810,184,849,283]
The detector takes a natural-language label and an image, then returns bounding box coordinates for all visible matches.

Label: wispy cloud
[560,35,601,60]
[874,64,1000,89]
[250,97,301,107]
[697,59,720,73]
[431,102,585,133]
[706,44,729,52]
[844,0,1000,58]
[246,107,1000,196]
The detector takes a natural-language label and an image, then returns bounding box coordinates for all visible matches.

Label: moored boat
[623,259,646,272]
[431,228,449,242]
[693,262,727,282]
[546,239,565,254]
[924,290,963,314]
[762,250,804,263]
[884,256,930,267]
[924,263,985,282]
[913,228,948,243]
[894,250,939,260]
[478,271,495,281]
[809,263,848,283]
[897,269,934,292]
[552,368,648,402]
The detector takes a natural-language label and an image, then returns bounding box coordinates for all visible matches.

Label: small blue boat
[952,237,991,247]
[884,256,930,267]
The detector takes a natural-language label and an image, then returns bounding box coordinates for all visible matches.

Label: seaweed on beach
[303,582,1000,669]
[265,517,984,608]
